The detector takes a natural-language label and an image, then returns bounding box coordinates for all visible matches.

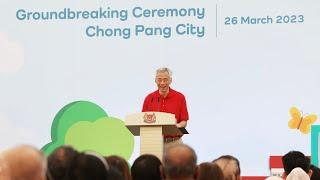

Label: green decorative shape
[42,101,107,155]
[65,117,134,160]
[311,125,320,166]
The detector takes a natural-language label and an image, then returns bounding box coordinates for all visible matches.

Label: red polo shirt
[142,88,189,123]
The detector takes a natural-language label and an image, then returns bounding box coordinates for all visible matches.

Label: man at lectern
[142,67,189,143]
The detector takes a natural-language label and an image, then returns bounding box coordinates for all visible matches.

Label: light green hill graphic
[42,101,134,160]
[65,117,134,159]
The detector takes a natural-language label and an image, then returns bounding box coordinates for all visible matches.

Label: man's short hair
[105,155,131,180]
[131,154,162,180]
[163,144,197,178]
[156,67,172,78]
[282,151,310,175]
[198,162,224,180]
[67,152,109,180]
[212,155,241,180]
[47,145,78,180]
[310,164,320,180]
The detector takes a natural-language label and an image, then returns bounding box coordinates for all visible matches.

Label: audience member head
[282,151,312,178]
[47,145,78,180]
[197,162,224,180]
[131,154,162,180]
[0,154,10,180]
[108,166,125,180]
[310,165,320,180]
[162,144,198,180]
[212,155,241,180]
[0,145,46,180]
[286,167,310,180]
[68,152,109,180]
[105,155,131,180]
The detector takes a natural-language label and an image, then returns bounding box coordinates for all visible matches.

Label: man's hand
[176,120,187,128]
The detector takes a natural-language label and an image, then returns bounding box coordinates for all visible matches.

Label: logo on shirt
[143,113,156,123]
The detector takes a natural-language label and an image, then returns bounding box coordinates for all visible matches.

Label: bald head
[213,155,241,180]
[163,144,197,179]
[0,145,46,180]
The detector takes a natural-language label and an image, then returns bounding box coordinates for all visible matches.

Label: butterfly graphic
[288,107,317,134]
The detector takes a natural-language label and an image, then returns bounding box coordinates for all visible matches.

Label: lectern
[125,112,186,160]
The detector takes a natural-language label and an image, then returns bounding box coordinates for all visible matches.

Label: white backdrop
[1,0,320,175]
